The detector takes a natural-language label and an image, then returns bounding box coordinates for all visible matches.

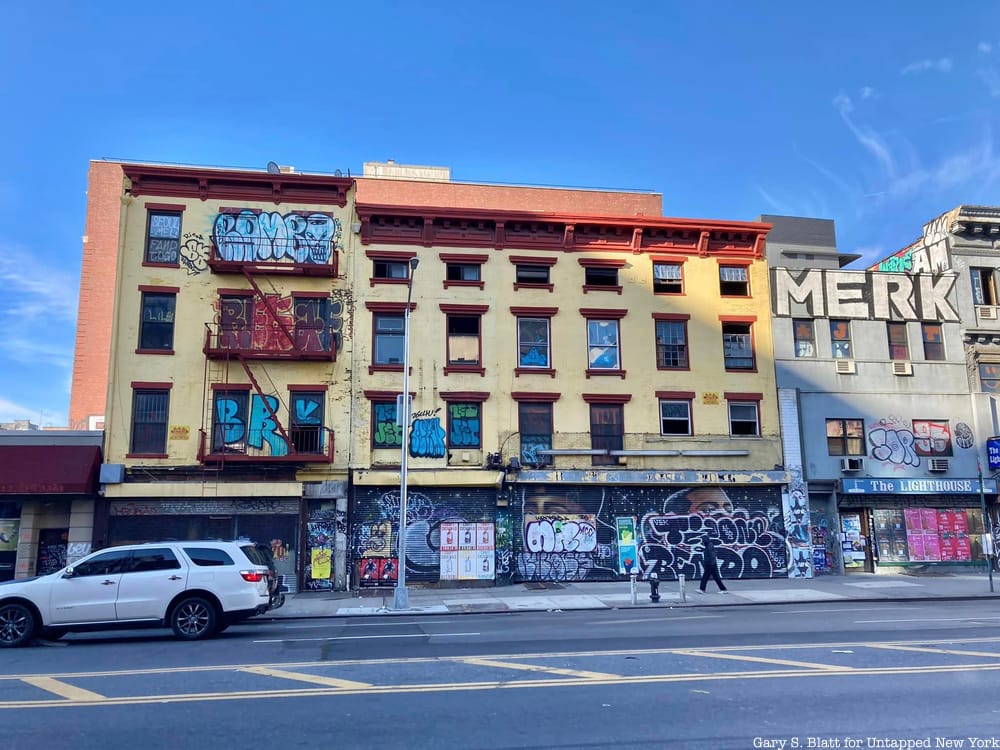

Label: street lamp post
[394,256,419,610]
[978,460,995,593]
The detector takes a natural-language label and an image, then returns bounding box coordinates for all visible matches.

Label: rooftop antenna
[266,161,280,174]
[334,169,343,177]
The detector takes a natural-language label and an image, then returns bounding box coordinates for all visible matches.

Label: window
[590,404,623,466]
[826,418,865,456]
[373,259,409,280]
[447,315,481,366]
[971,267,999,305]
[219,295,253,349]
[145,210,181,265]
[447,402,482,449]
[183,548,235,567]
[139,292,176,351]
[981,363,1000,393]
[587,319,620,370]
[73,550,132,577]
[447,263,481,282]
[585,267,618,287]
[719,265,750,296]
[518,402,553,466]
[211,389,249,453]
[290,391,324,453]
[653,262,683,294]
[722,322,754,370]
[728,401,760,437]
[660,400,692,436]
[922,323,944,361]
[887,322,909,360]
[912,419,953,456]
[374,314,405,365]
[793,319,816,357]
[517,318,550,368]
[516,264,550,284]
[830,320,852,359]
[294,296,333,352]
[372,400,402,448]
[130,388,170,455]
[128,548,181,573]
[655,320,689,369]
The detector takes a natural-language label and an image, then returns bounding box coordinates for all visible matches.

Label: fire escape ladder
[241,267,297,351]
[237,355,296,453]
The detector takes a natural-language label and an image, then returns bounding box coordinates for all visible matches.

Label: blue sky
[1,1,998,426]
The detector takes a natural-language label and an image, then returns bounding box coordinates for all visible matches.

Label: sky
[1,1,998,427]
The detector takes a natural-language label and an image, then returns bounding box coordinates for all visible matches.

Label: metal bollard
[629,572,637,605]
[679,573,686,603]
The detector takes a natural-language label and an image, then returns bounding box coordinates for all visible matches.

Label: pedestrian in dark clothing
[699,531,728,593]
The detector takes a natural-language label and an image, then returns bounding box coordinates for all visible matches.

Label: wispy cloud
[901,58,953,75]
[833,93,897,180]
[859,86,878,100]
[0,396,65,426]
[0,243,78,323]
[979,41,993,55]
[977,67,1000,97]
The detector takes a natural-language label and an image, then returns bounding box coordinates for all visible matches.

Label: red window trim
[511,392,561,402]
[718,315,758,323]
[145,203,186,212]
[443,279,485,290]
[134,349,175,356]
[515,367,557,378]
[580,308,628,320]
[716,258,753,267]
[650,255,688,264]
[582,393,633,404]
[366,250,417,261]
[440,304,490,314]
[217,287,254,296]
[210,383,250,392]
[139,285,180,294]
[366,301,415,313]
[578,258,626,268]
[217,206,336,218]
[131,381,173,389]
[509,255,558,266]
[288,384,329,392]
[656,390,696,399]
[513,282,554,292]
[439,253,489,264]
[510,306,558,317]
[439,391,490,402]
[364,389,412,400]
[582,285,623,295]
[724,391,763,401]
[585,368,627,379]
[652,313,691,321]
[126,453,169,459]
[443,365,487,377]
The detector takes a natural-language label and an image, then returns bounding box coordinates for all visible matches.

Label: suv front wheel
[0,602,37,648]
[170,596,217,640]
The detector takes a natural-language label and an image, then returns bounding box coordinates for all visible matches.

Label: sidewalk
[266,572,1000,619]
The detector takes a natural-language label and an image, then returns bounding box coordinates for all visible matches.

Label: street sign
[988,437,1000,471]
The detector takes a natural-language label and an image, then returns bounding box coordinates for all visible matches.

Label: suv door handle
[168,575,183,581]
[101,579,116,585]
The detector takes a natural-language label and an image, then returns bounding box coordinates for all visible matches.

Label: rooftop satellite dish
[266,161,281,174]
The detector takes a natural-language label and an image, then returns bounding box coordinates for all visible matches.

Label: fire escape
[199,236,339,465]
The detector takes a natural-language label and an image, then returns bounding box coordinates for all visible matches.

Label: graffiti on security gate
[524,514,597,553]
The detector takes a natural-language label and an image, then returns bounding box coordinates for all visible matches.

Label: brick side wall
[69,161,122,428]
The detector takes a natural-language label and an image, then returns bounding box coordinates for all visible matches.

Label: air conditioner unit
[892,360,913,376]
[928,458,950,472]
[835,359,856,375]
[840,457,865,472]
[978,306,999,321]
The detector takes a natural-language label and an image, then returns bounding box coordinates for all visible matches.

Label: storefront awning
[0,445,102,495]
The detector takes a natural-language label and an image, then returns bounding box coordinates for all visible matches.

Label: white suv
[0,540,273,647]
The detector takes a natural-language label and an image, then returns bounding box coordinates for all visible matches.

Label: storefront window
[872,508,985,564]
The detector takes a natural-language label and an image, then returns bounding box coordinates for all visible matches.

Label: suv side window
[240,544,270,567]
[129,547,181,573]
[73,550,133,577]
[183,547,235,566]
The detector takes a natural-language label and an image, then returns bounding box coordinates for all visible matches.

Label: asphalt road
[5,600,1000,749]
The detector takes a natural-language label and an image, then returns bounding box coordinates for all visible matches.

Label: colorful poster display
[616,517,638,575]
[0,520,17,552]
[440,522,495,581]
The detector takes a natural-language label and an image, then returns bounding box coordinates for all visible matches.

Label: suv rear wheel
[0,602,37,648]
[170,597,217,640]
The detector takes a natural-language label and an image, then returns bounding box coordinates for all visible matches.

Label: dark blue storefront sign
[988,437,1000,471]
[840,477,997,495]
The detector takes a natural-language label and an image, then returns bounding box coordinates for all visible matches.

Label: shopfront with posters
[837,477,997,572]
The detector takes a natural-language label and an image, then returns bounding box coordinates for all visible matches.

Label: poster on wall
[0,520,17,552]
[440,521,459,580]
[616,517,638,575]
[475,523,495,580]
[440,522,495,581]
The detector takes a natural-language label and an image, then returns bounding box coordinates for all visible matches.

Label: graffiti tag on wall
[213,210,341,264]
[524,514,597,553]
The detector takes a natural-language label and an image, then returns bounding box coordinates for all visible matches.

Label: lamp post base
[393,584,409,611]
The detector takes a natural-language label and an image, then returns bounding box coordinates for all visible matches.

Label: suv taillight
[240,570,265,583]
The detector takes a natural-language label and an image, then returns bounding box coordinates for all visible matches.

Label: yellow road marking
[20,676,106,702]
[240,666,371,689]
[457,657,620,680]
[672,649,846,671]
[866,643,1000,659]
[4,662,1000,709]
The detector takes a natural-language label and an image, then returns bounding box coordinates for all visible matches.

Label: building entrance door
[841,511,873,573]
